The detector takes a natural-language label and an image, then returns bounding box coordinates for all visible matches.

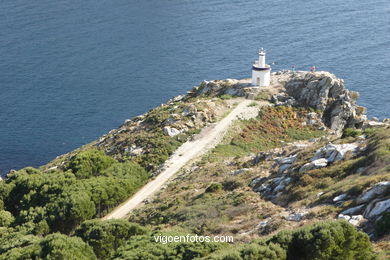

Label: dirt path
[103,99,264,220]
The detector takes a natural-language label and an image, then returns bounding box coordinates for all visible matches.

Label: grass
[248,101,258,107]
[219,94,233,100]
[207,106,324,161]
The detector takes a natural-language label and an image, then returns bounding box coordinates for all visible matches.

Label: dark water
[0,0,389,173]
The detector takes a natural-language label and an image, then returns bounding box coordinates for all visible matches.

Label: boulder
[357,181,390,203]
[311,143,358,163]
[349,215,364,226]
[274,177,292,192]
[364,198,390,219]
[333,193,349,202]
[230,168,249,175]
[164,114,181,126]
[286,211,308,222]
[125,145,143,156]
[338,214,351,221]
[299,158,328,173]
[278,163,292,174]
[182,104,197,117]
[368,121,386,127]
[277,155,297,165]
[163,127,181,137]
[250,177,266,187]
[172,95,185,102]
[341,204,365,215]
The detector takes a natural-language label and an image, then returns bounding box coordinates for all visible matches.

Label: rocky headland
[0,71,389,259]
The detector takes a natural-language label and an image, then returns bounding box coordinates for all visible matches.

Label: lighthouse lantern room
[251,48,271,87]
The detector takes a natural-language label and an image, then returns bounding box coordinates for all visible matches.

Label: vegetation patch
[210,106,323,160]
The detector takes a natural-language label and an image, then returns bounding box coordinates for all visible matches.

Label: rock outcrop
[188,79,245,98]
[284,71,367,133]
[311,143,359,163]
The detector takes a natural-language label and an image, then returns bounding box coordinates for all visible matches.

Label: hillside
[0,71,389,259]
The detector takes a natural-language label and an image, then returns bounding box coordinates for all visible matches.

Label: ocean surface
[0,0,389,173]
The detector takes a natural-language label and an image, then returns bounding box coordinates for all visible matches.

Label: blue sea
[0,0,389,173]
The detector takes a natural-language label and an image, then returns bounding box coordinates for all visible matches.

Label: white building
[251,48,271,86]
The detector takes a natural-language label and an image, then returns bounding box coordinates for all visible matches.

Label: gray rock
[368,121,385,127]
[358,181,390,203]
[172,95,185,102]
[278,155,297,165]
[274,177,292,192]
[250,177,265,187]
[126,145,143,156]
[364,198,390,219]
[254,183,270,193]
[182,104,197,117]
[164,117,177,126]
[333,193,349,202]
[338,214,351,221]
[163,126,181,137]
[312,143,358,163]
[349,215,364,226]
[230,168,249,175]
[299,158,328,173]
[341,204,365,215]
[190,79,245,97]
[258,220,269,228]
[285,72,366,132]
[286,211,308,222]
[278,163,292,174]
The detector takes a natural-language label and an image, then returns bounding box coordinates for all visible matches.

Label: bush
[66,149,117,178]
[222,179,242,191]
[219,94,233,100]
[375,212,390,237]
[206,183,223,193]
[269,220,377,260]
[241,242,286,260]
[75,219,146,259]
[347,184,365,196]
[342,128,361,138]
[0,231,96,260]
[0,210,14,227]
[113,230,225,260]
[39,233,96,259]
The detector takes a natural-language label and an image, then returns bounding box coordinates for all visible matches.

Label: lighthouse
[251,48,271,87]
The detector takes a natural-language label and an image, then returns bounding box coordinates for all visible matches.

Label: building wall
[251,70,270,86]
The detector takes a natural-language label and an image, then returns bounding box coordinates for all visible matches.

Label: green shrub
[66,149,117,178]
[39,233,96,259]
[113,230,225,260]
[342,128,361,138]
[0,231,96,260]
[75,219,146,259]
[219,94,233,100]
[222,179,242,191]
[241,242,286,260]
[206,183,223,193]
[347,184,365,196]
[269,220,377,260]
[0,210,14,227]
[375,212,390,237]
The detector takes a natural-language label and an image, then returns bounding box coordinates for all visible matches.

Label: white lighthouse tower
[251,48,271,86]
